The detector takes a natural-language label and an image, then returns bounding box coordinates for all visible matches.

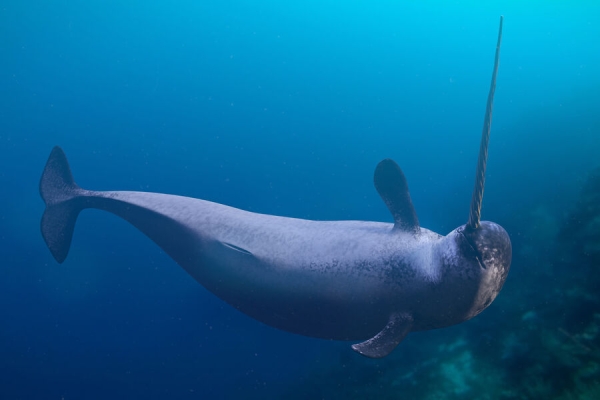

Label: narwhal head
[447,220,512,319]
[416,217,511,330]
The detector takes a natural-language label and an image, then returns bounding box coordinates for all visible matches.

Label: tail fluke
[39,146,84,263]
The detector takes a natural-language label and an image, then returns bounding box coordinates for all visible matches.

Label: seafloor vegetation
[284,167,600,399]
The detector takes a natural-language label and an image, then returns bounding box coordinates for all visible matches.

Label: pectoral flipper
[351,312,413,358]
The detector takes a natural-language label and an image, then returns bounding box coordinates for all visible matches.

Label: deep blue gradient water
[2,1,600,399]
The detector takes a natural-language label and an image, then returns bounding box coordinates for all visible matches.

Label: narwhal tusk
[467,16,503,230]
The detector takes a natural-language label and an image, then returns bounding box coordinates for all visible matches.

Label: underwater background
[2,0,600,398]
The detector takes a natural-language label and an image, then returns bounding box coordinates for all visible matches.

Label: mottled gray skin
[40,146,511,351]
[84,191,510,341]
[40,18,511,357]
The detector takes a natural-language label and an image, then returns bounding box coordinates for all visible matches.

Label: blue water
[2,1,600,399]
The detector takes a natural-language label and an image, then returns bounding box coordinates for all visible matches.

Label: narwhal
[40,17,510,358]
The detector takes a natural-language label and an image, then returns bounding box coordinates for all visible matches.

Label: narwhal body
[40,17,510,358]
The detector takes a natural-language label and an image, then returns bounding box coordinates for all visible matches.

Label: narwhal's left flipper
[351,313,413,358]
